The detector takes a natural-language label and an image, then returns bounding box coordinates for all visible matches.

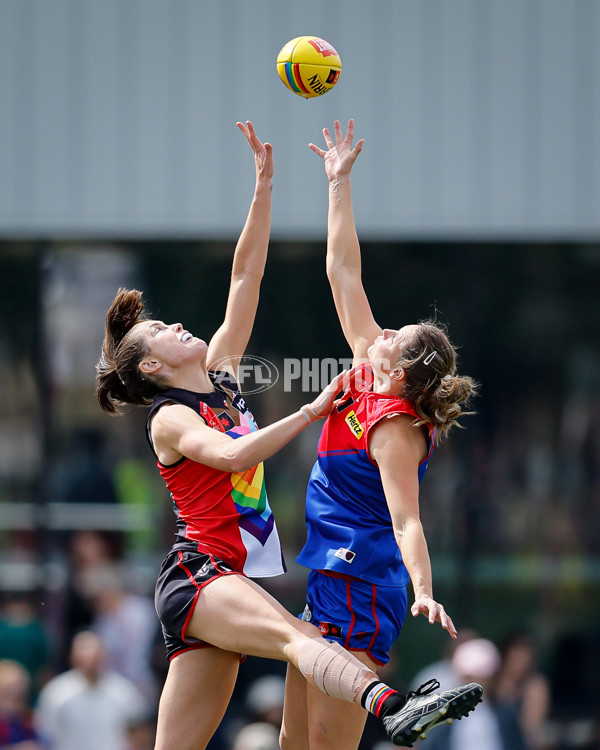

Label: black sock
[361,681,407,719]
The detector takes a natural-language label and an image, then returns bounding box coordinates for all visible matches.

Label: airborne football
[276,36,342,98]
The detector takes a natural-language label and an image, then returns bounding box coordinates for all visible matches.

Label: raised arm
[207,121,273,375]
[310,119,382,363]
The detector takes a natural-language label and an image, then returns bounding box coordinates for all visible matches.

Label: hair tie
[423,351,437,366]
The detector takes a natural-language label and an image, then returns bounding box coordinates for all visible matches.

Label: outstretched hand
[237,120,274,185]
[309,119,364,182]
[308,369,351,420]
[411,594,458,639]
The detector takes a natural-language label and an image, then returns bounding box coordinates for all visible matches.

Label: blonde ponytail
[397,320,478,443]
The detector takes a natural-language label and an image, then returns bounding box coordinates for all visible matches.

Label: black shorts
[155,545,240,661]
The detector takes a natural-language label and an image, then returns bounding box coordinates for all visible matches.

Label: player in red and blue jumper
[281,120,483,750]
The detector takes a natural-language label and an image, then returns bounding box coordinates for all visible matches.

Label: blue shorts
[300,569,408,666]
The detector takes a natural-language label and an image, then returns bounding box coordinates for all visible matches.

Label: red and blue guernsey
[146,371,285,579]
[297,363,436,587]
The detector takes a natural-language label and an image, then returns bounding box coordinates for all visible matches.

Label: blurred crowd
[0,527,598,750]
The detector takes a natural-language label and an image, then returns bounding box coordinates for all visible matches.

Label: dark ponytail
[398,320,478,442]
[95,288,164,415]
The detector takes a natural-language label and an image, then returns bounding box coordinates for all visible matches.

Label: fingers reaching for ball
[236,121,274,184]
[309,120,364,181]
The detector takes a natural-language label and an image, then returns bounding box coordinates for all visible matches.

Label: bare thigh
[186,573,320,662]
[154,647,239,750]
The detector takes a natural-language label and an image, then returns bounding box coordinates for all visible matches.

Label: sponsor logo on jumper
[232,393,247,412]
[334,547,356,564]
[344,410,364,439]
[216,412,235,431]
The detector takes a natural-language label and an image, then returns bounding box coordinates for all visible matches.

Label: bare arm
[368,414,457,638]
[310,120,382,363]
[207,121,273,375]
[151,370,348,472]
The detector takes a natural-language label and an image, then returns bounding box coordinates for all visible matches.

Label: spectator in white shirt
[35,630,148,750]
